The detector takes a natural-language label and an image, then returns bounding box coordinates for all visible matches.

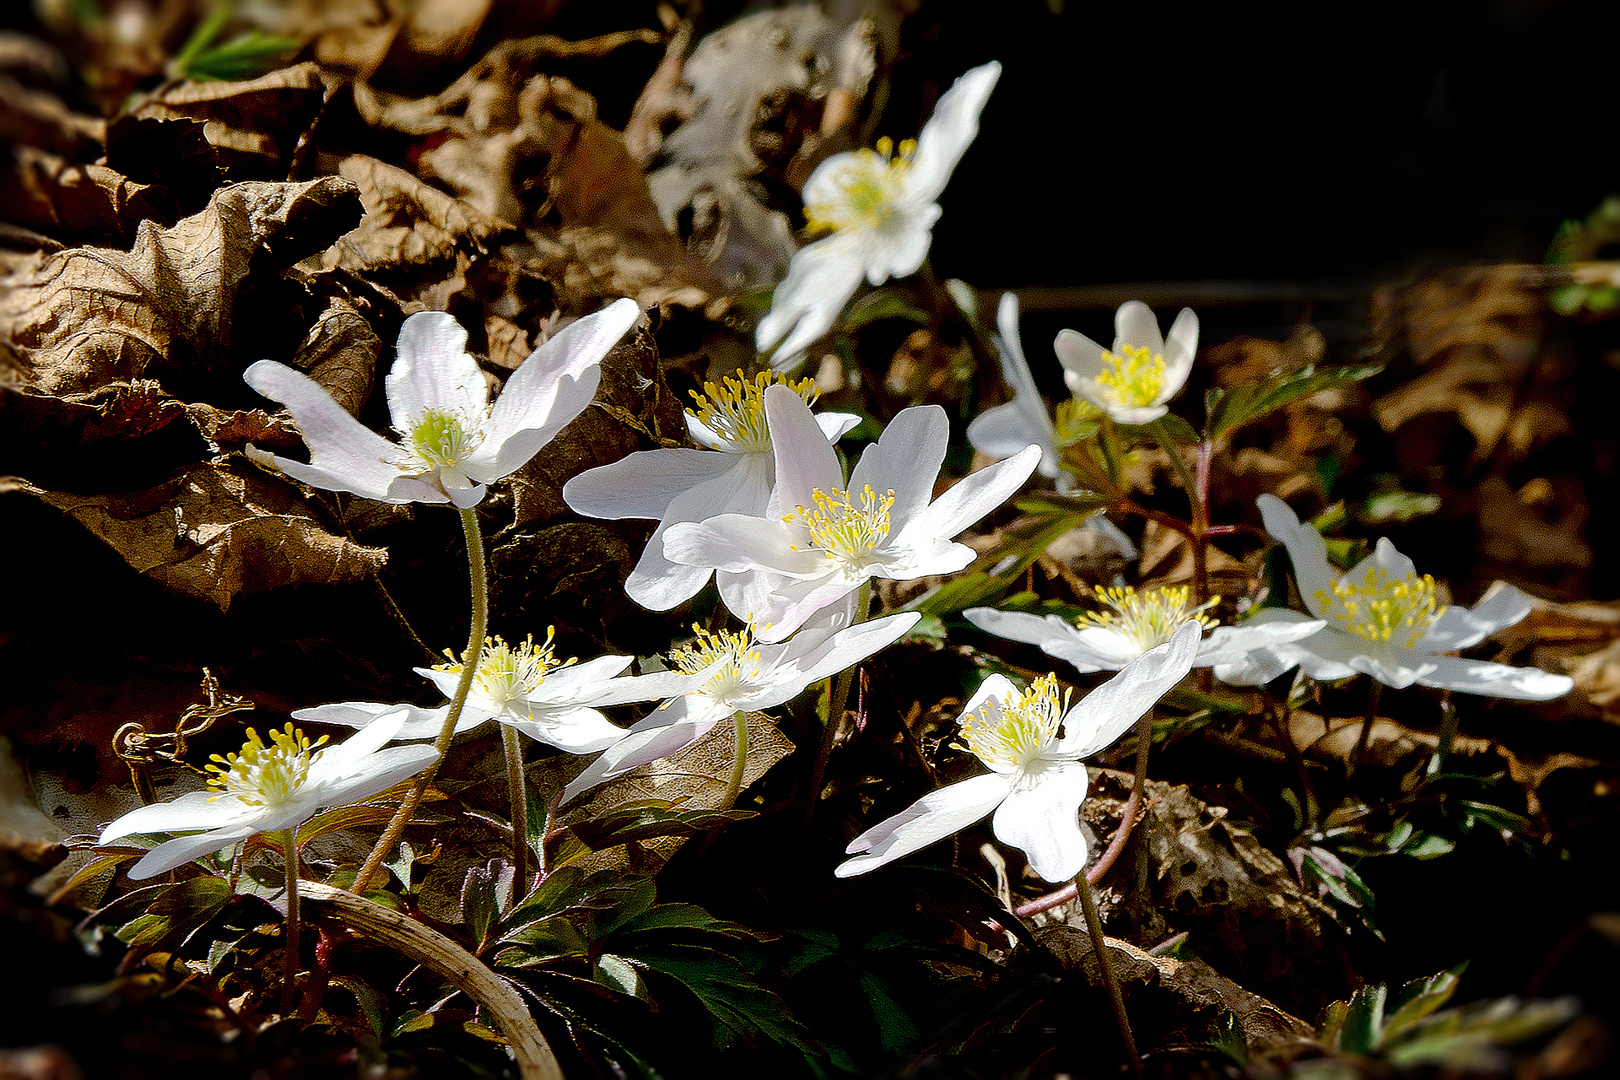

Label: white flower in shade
[1054,301,1197,426]
[99,714,439,879]
[563,371,858,610]
[562,608,922,803]
[1251,494,1574,699]
[756,61,1001,368]
[244,298,641,508]
[967,292,1103,491]
[664,384,1041,642]
[965,585,1324,686]
[295,631,673,754]
[836,621,1199,881]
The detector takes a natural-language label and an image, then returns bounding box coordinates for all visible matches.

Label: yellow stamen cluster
[1314,567,1440,649]
[407,408,480,469]
[687,371,819,453]
[436,630,574,712]
[1092,343,1167,409]
[785,485,896,561]
[1053,395,1103,446]
[804,137,918,233]
[956,674,1070,770]
[669,625,762,698]
[206,724,327,807]
[1076,586,1217,651]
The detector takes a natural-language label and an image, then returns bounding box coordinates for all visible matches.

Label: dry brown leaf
[0,71,105,159]
[2,464,386,611]
[0,379,188,447]
[130,63,328,179]
[1371,264,1544,369]
[323,155,508,275]
[286,295,379,418]
[0,144,176,246]
[1,176,362,395]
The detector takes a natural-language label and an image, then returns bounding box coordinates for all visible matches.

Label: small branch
[300,881,563,1080]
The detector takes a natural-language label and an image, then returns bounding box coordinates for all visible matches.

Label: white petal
[1057,621,1200,758]
[309,742,439,809]
[903,61,1001,204]
[243,360,411,501]
[560,696,727,802]
[1418,584,1532,652]
[624,456,775,610]
[757,232,868,362]
[740,611,921,710]
[474,298,639,479]
[850,404,950,527]
[508,707,628,753]
[1159,307,1199,401]
[1257,494,1341,617]
[294,700,465,741]
[128,824,260,879]
[564,448,736,520]
[387,312,488,429]
[868,210,938,282]
[100,790,231,844]
[834,772,1011,877]
[895,444,1041,549]
[1197,618,1328,666]
[1416,656,1573,700]
[963,609,1107,673]
[991,765,1091,882]
[968,401,1059,475]
[816,411,862,442]
[1112,301,1165,355]
[1054,328,1108,382]
[765,383,844,514]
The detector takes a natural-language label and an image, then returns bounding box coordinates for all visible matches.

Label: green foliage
[169,4,300,82]
[1204,362,1382,441]
[843,290,930,329]
[1547,194,1620,315]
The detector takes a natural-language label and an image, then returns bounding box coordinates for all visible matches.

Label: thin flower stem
[804,581,871,821]
[1432,691,1458,773]
[1265,689,1317,828]
[278,827,302,1014]
[1351,678,1382,777]
[1150,418,1209,605]
[722,711,750,809]
[1074,870,1142,1079]
[353,506,489,894]
[1097,417,1125,490]
[501,723,530,889]
[1015,713,1154,918]
[535,787,562,884]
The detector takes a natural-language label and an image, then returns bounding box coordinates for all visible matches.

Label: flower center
[436,630,573,712]
[956,674,1069,771]
[1076,585,1218,652]
[1093,343,1167,409]
[785,485,896,563]
[669,625,762,701]
[1053,396,1103,447]
[804,137,917,233]
[406,408,482,470]
[1314,567,1441,649]
[687,371,819,453]
[207,724,327,808]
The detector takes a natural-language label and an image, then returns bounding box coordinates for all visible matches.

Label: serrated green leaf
[460,861,509,954]
[1206,363,1382,441]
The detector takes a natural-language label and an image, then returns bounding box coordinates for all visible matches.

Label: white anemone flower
[563,371,858,610]
[1054,300,1197,426]
[836,621,1200,881]
[664,384,1041,642]
[562,608,922,803]
[244,298,641,508]
[756,61,1001,369]
[965,584,1325,686]
[99,713,439,879]
[294,630,675,754]
[1251,494,1573,699]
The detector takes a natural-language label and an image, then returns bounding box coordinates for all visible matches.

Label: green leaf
[1205,363,1383,441]
[177,31,302,82]
[633,941,820,1055]
[330,974,390,1038]
[1382,965,1466,1044]
[843,292,930,330]
[460,860,512,954]
[594,953,648,1001]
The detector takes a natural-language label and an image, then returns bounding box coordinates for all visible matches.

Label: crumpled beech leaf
[128,62,328,179]
[3,462,386,611]
[1,176,362,396]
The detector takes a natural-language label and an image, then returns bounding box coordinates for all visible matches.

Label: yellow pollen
[669,624,763,698]
[1092,343,1167,409]
[955,674,1070,770]
[407,408,480,469]
[687,370,819,453]
[436,630,574,713]
[1076,586,1218,652]
[1313,567,1440,649]
[783,485,895,561]
[804,137,918,234]
[1053,396,1103,446]
[206,723,327,807]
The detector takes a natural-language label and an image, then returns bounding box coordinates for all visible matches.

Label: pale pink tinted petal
[560,696,725,802]
[1058,622,1200,758]
[1257,494,1341,617]
[564,449,737,521]
[388,312,487,426]
[478,298,639,478]
[1417,656,1573,700]
[1112,301,1164,355]
[765,384,843,512]
[904,61,1001,204]
[991,765,1091,882]
[835,772,1011,877]
[1419,584,1532,651]
[850,404,949,526]
[243,361,406,500]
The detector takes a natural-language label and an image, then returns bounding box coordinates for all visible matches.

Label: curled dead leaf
[2,463,386,611]
[129,62,328,179]
[0,144,176,247]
